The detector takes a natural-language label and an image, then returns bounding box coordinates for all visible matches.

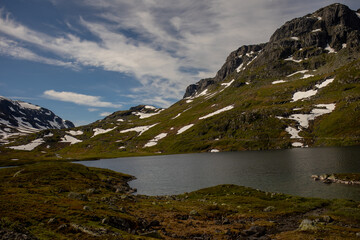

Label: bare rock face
[183,3,360,98]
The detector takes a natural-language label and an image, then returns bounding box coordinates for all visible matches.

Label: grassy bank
[0,162,360,239]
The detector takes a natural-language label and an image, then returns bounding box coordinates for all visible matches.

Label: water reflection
[78,147,360,200]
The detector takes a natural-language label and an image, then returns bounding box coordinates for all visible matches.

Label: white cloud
[88,108,99,112]
[99,112,112,117]
[0,1,356,106]
[43,90,122,108]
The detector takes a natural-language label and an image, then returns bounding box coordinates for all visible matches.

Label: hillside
[1,3,360,163]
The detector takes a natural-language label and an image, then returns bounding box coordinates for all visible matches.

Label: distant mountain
[2,3,360,160]
[0,96,74,144]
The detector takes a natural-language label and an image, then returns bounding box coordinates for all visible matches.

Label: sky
[0,0,359,126]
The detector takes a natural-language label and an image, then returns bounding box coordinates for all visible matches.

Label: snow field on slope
[292,77,335,102]
[60,135,82,145]
[199,105,234,120]
[144,133,168,148]
[8,138,44,151]
[120,124,158,136]
[92,127,117,137]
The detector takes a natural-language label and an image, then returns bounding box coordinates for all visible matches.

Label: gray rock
[263,206,275,212]
[189,210,200,216]
[83,205,91,211]
[298,219,318,231]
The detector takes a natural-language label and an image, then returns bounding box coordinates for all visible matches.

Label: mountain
[2,3,360,161]
[0,96,74,145]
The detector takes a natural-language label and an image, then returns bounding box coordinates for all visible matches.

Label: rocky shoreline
[311,174,360,185]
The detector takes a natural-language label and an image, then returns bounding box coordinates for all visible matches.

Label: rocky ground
[0,162,360,239]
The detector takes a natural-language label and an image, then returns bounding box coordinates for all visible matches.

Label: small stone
[263,206,275,212]
[356,232,360,237]
[68,192,88,201]
[47,218,57,224]
[83,206,91,211]
[322,215,333,223]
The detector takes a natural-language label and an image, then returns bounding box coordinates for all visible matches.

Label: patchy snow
[292,89,318,102]
[287,70,309,77]
[246,55,258,66]
[245,82,250,85]
[342,43,347,49]
[301,74,314,79]
[196,89,208,97]
[92,127,117,137]
[66,130,84,136]
[186,99,193,103]
[145,105,156,110]
[285,126,302,139]
[18,101,41,110]
[133,109,164,119]
[285,56,303,63]
[311,29,322,33]
[356,12,360,18]
[236,63,245,73]
[60,135,82,145]
[315,78,335,89]
[272,80,287,85]
[293,108,303,111]
[9,106,15,112]
[317,16,322,20]
[221,79,235,88]
[210,149,220,153]
[8,138,44,151]
[44,133,54,137]
[120,124,158,136]
[117,118,124,122]
[119,146,125,149]
[288,104,336,128]
[177,124,194,134]
[292,142,304,147]
[144,133,168,148]
[172,113,182,119]
[325,44,337,53]
[199,105,234,120]
[291,37,299,40]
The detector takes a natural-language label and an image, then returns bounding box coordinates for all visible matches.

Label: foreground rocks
[312,173,360,185]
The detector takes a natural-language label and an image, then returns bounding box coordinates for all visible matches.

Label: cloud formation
[43,90,122,108]
[1,1,357,107]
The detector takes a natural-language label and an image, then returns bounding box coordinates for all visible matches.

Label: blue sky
[0,0,359,126]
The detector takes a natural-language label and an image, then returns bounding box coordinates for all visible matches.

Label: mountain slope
[0,96,74,145]
[1,3,359,161]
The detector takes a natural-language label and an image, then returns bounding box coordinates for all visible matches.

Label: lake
[78,146,360,200]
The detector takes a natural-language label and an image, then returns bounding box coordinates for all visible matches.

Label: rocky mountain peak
[183,3,360,98]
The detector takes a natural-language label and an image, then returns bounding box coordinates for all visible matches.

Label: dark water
[78,147,360,200]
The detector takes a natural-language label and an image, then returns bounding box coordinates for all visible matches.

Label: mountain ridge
[0,96,74,144]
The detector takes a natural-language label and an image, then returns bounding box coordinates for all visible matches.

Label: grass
[0,162,359,239]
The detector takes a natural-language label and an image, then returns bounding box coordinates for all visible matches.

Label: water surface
[78,147,360,200]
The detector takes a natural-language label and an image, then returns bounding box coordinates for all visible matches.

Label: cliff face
[184,3,360,98]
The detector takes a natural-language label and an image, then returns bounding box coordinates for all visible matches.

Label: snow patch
[285,56,303,63]
[317,16,322,20]
[44,133,54,137]
[60,135,82,145]
[186,99,193,103]
[292,89,318,102]
[133,109,164,119]
[92,127,117,137]
[8,138,44,151]
[144,133,168,148]
[66,130,83,136]
[210,149,220,153]
[291,37,299,41]
[145,105,156,110]
[177,124,194,134]
[287,70,309,78]
[120,124,158,136]
[356,12,360,18]
[311,29,321,33]
[199,105,234,120]
[292,142,304,147]
[325,44,336,53]
[18,101,41,110]
[315,78,335,89]
[172,113,181,119]
[236,63,245,73]
[285,126,302,139]
[221,79,235,88]
[117,118,124,122]
[342,43,347,49]
[272,80,287,85]
[288,104,336,128]
[301,74,314,79]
